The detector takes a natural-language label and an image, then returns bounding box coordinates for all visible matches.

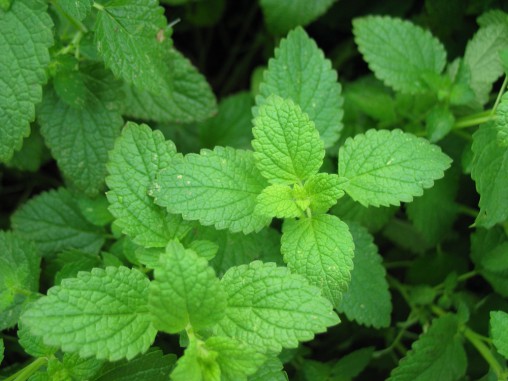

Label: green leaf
[60,353,104,381]
[93,349,176,381]
[148,240,227,333]
[248,357,287,381]
[38,64,124,196]
[18,320,58,357]
[107,122,191,247]
[0,232,40,330]
[253,95,324,184]
[256,184,304,219]
[186,239,219,261]
[94,0,172,96]
[198,92,253,149]
[122,47,217,124]
[471,122,508,227]
[11,188,105,256]
[206,336,266,381]
[337,223,391,328]
[256,27,343,147]
[4,125,47,172]
[406,171,459,245]
[171,338,221,381]
[332,347,374,381]
[0,338,3,366]
[490,311,508,359]
[0,0,53,162]
[152,146,271,234]
[303,173,346,213]
[55,0,92,21]
[281,214,354,307]
[387,314,467,381]
[463,24,508,105]
[77,195,114,227]
[338,129,452,207]
[353,16,447,94]
[425,105,455,143]
[331,194,396,233]
[53,250,101,285]
[216,261,339,352]
[21,266,156,361]
[495,92,508,147]
[259,0,336,35]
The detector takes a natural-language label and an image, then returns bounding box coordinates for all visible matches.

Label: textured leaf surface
[303,173,346,213]
[18,320,58,357]
[491,311,508,359]
[256,184,303,218]
[21,267,156,361]
[281,214,354,307]
[338,129,452,207]
[106,122,190,247]
[152,146,270,234]
[248,357,287,381]
[170,338,220,381]
[464,24,508,104]
[253,95,324,184]
[149,240,226,333]
[353,16,446,93]
[471,122,508,227]
[495,92,508,147]
[56,0,92,20]
[388,315,467,381]
[338,223,391,328]
[38,65,123,196]
[0,232,40,330]
[256,27,343,147]
[0,0,53,161]
[216,261,340,352]
[260,0,336,35]
[94,349,176,381]
[11,188,105,256]
[122,47,217,124]
[206,336,266,381]
[94,0,172,96]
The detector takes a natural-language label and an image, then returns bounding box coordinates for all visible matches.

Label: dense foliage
[1,0,508,380]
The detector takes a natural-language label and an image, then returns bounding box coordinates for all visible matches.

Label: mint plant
[2,1,508,380]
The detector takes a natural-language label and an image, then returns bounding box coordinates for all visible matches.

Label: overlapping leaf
[490,311,508,359]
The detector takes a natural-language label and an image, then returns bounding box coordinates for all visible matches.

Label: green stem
[491,75,508,115]
[454,110,493,129]
[457,204,479,218]
[4,358,48,381]
[93,2,105,11]
[464,327,505,379]
[457,270,478,283]
[51,0,88,33]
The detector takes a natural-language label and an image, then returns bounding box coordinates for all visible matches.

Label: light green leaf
[11,188,105,256]
[21,266,156,361]
[206,336,266,381]
[495,92,508,147]
[122,47,217,124]
[471,122,508,227]
[171,338,220,381]
[353,16,447,94]
[53,250,101,285]
[60,353,104,381]
[281,214,354,307]
[490,311,508,359]
[406,171,459,245]
[337,223,391,328]
[77,195,114,227]
[93,349,176,381]
[338,129,452,207]
[256,27,342,148]
[38,64,124,196]
[253,95,324,184]
[18,320,58,357]
[198,92,253,149]
[303,173,346,213]
[152,146,271,234]
[387,315,467,381]
[0,0,53,162]
[256,184,304,219]
[331,194,397,233]
[149,240,227,333]
[425,105,455,143]
[186,239,219,261]
[464,24,508,105]
[55,0,92,20]
[216,261,340,352]
[107,122,191,247]
[259,0,336,35]
[94,0,172,96]
[248,357,287,381]
[0,232,40,330]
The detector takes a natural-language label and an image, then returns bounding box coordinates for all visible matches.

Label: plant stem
[454,110,493,129]
[457,204,479,218]
[464,327,505,379]
[491,75,508,115]
[51,0,88,33]
[4,358,47,381]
